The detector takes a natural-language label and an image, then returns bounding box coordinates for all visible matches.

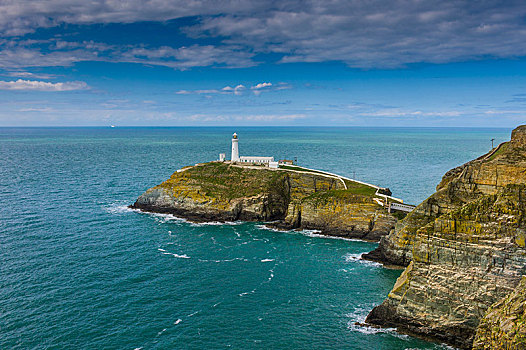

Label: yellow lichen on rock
[473,277,526,350]
[365,125,526,349]
[132,162,396,240]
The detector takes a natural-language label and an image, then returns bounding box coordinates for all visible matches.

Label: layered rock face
[366,125,526,266]
[365,125,526,349]
[473,277,526,349]
[132,162,396,240]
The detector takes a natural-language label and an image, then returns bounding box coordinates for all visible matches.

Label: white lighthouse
[231,132,240,161]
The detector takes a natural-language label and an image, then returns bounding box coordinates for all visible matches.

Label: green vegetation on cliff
[366,125,526,349]
[133,161,396,241]
[158,162,287,201]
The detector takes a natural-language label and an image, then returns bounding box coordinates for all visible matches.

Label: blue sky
[0,1,525,127]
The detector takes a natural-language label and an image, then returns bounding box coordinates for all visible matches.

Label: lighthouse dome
[233,133,238,139]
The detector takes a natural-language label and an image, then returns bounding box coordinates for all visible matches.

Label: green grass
[160,162,381,203]
[280,164,377,197]
[158,162,285,201]
[343,179,377,196]
[487,142,509,161]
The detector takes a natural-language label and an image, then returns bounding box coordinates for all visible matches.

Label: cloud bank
[176,82,290,95]
[0,1,525,69]
[0,79,88,91]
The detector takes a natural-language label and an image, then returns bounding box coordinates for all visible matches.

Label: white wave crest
[256,224,363,242]
[158,248,190,259]
[239,290,256,296]
[255,224,289,233]
[344,252,381,267]
[199,257,249,263]
[345,305,414,340]
[190,220,242,227]
[105,203,137,214]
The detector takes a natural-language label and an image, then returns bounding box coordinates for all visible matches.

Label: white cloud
[17,107,54,112]
[0,43,255,70]
[190,1,526,68]
[361,109,463,118]
[188,113,306,122]
[0,79,88,91]
[251,82,272,95]
[485,110,525,114]
[0,1,261,36]
[222,84,245,95]
[251,82,272,90]
[177,82,291,96]
[236,114,305,121]
[1,1,525,69]
[177,83,279,96]
[5,71,57,79]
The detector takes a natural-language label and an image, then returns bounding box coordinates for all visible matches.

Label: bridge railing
[388,202,416,213]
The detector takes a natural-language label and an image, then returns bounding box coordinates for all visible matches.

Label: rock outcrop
[473,276,526,349]
[364,126,526,266]
[365,125,526,349]
[132,162,396,241]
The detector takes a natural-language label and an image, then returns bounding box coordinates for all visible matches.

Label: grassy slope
[158,162,285,200]
[279,165,377,196]
[156,163,381,207]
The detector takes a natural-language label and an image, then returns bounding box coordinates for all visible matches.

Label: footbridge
[387,202,416,213]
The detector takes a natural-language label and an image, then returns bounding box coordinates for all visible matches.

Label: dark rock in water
[132,162,397,241]
[365,125,526,349]
[376,187,392,196]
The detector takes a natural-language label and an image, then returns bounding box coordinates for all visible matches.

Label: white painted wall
[239,156,274,163]
[231,133,239,161]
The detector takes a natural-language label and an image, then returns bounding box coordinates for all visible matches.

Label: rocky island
[365,125,526,349]
[131,127,526,349]
[131,161,398,241]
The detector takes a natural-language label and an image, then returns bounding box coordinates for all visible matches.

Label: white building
[239,156,275,164]
[219,153,226,161]
[223,132,275,165]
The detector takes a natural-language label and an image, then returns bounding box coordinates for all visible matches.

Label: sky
[0,0,526,127]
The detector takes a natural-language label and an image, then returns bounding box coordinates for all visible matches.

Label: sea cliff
[365,125,526,349]
[131,162,396,241]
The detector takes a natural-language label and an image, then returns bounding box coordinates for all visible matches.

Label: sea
[0,127,511,349]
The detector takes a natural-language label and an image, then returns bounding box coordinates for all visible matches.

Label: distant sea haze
[0,127,509,349]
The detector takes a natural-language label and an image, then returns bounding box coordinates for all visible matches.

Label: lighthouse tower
[231,132,240,161]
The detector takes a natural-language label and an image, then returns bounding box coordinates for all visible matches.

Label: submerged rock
[365,125,526,349]
[132,162,397,241]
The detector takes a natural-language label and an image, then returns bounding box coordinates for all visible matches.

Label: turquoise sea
[0,127,511,349]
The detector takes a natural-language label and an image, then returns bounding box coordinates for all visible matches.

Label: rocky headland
[131,162,397,241]
[365,125,526,349]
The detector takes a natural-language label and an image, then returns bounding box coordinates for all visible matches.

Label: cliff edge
[131,162,397,241]
[365,125,526,349]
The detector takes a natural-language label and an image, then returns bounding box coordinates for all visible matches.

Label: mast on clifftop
[231,132,240,161]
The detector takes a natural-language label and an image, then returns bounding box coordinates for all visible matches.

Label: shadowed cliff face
[473,276,526,349]
[365,125,526,349]
[131,162,396,241]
